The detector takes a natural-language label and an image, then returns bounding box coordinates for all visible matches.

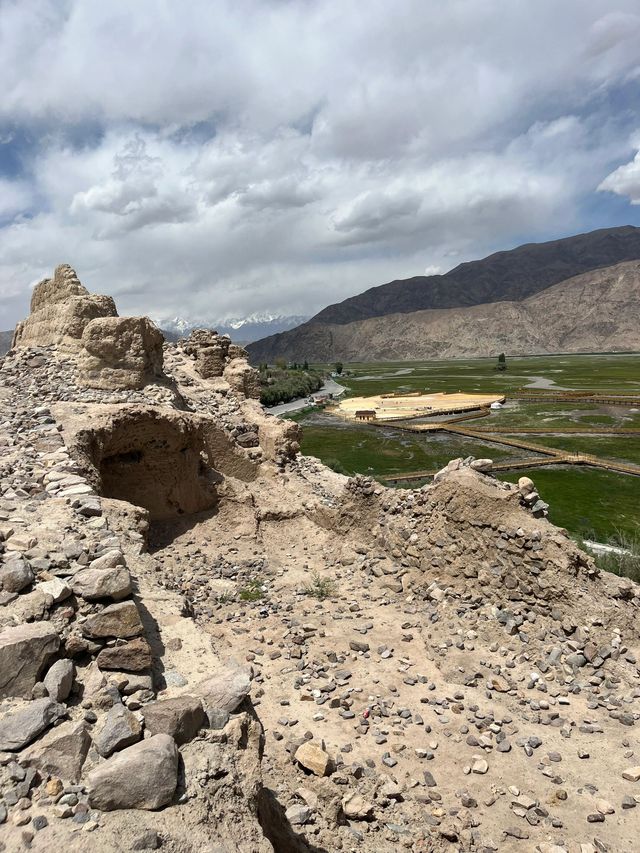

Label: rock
[93,703,142,757]
[86,733,178,810]
[96,638,152,672]
[469,458,493,472]
[0,559,34,593]
[89,551,125,571]
[106,670,153,695]
[294,741,332,776]
[285,804,312,826]
[131,830,161,850]
[5,534,37,552]
[12,264,117,351]
[71,565,132,601]
[518,476,535,495]
[23,720,90,781]
[43,659,74,702]
[142,695,205,745]
[81,601,144,639]
[0,622,60,699]
[78,316,165,390]
[196,664,251,722]
[472,757,489,774]
[595,798,615,815]
[0,698,66,751]
[622,766,640,782]
[38,577,72,603]
[342,791,373,819]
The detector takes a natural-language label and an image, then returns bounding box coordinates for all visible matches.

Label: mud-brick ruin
[0,265,639,853]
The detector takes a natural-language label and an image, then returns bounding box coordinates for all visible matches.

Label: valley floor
[295,353,640,554]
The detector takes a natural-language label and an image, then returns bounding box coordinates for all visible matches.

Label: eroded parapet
[12,264,117,350]
[78,316,165,390]
[183,329,231,378]
[223,357,261,399]
[182,329,261,398]
[241,399,301,463]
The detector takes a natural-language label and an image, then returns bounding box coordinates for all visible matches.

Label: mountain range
[247,225,640,362]
[156,313,308,344]
[0,314,309,357]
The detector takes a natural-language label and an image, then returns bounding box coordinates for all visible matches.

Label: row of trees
[258,364,324,407]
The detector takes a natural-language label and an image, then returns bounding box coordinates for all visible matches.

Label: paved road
[265,377,346,416]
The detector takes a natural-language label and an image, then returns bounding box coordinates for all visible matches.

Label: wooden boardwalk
[471,426,640,435]
[512,391,640,407]
[371,408,640,483]
[385,453,640,483]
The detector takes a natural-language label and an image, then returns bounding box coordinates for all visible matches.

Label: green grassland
[486,401,640,430]
[500,434,640,465]
[297,353,640,546]
[301,422,520,477]
[320,352,640,398]
[498,468,639,542]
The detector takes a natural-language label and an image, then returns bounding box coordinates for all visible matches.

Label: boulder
[294,742,332,777]
[342,791,373,819]
[78,316,165,390]
[12,264,117,350]
[43,659,74,702]
[81,601,144,639]
[96,637,152,672]
[0,622,60,699]
[105,670,153,695]
[195,664,251,724]
[86,733,179,810]
[518,476,535,495]
[37,577,72,603]
[93,703,142,757]
[89,550,126,571]
[71,565,132,601]
[0,558,34,593]
[469,458,493,472]
[0,698,66,751]
[142,695,205,744]
[23,719,90,781]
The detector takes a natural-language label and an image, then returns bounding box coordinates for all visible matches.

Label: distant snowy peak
[155,313,308,343]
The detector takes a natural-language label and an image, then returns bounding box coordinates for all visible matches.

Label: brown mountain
[248,225,640,361]
[247,260,640,362]
[0,331,13,357]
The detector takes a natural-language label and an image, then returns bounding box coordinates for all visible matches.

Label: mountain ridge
[248,225,640,361]
[247,260,640,362]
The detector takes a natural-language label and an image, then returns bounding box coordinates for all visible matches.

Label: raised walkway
[371,404,640,483]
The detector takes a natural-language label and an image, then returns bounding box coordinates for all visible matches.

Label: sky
[1,0,640,328]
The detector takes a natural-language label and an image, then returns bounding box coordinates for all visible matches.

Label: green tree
[334,362,344,375]
[496,353,507,372]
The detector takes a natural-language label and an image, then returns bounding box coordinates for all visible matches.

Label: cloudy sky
[1,0,640,328]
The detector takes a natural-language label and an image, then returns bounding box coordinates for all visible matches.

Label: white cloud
[0,0,639,326]
[599,149,640,203]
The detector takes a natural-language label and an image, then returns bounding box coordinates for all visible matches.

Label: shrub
[303,571,336,600]
[239,579,264,601]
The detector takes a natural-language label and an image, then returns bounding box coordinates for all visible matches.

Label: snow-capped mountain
[155,313,308,344]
